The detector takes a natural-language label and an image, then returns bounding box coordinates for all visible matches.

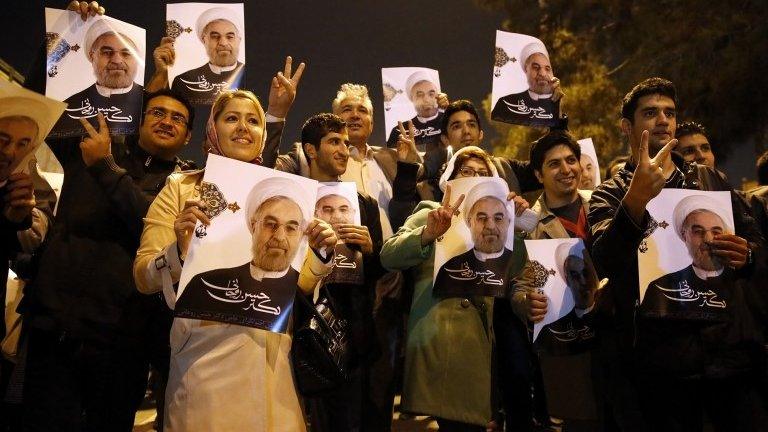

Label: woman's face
[215,97,264,162]
[454,156,491,179]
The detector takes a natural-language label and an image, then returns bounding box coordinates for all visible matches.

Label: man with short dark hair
[675,121,716,168]
[588,77,766,430]
[284,113,386,431]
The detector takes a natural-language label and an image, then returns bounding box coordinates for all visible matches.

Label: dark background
[1,0,505,163]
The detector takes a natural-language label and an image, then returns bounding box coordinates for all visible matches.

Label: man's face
[251,198,304,272]
[525,53,554,95]
[677,133,715,168]
[202,19,240,67]
[335,97,373,147]
[564,255,597,309]
[682,210,726,271]
[313,129,350,178]
[315,194,355,232]
[90,33,138,89]
[535,144,581,203]
[138,95,191,157]
[626,94,677,156]
[442,110,483,149]
[579,154,596,190]
[0,117,38,181]
[468,197,510,253]
[410,80,438,118]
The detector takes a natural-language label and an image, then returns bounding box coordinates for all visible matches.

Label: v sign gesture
[267,56,306,119]
[78,113,113,167]
[421,184,465,247]
[624,130,678,224]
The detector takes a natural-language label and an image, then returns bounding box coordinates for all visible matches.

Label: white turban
[555,240,585,280]
[462,179,512,226]
[438,145,498,192]
[519,41,549,72]
[196,7,243,41]
[84,19,144,60]
[245,176,315,231]
[0,81,66,149]
[672,194,733,240]
[405,70,439,100]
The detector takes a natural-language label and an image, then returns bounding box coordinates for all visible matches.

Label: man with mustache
[491,41,561,127]
[386,70,446,154]
[170,7,245,105]
[281,113,385,431]
[588,77,766,430]
[55,19,144,136]
[179,177,313,330]
[434,181,515,298]
[642,195,734,320]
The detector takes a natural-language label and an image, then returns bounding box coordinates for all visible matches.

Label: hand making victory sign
[267,56,306,119]
[396,120,420,164]
[623,130,677,224]
[421,184,465,247]
[78,113,113,167]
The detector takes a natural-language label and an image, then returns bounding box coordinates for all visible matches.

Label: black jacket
[588,154,766,378]
[22,135,194,344]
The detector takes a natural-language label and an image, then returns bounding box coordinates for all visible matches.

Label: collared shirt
[527,90,553,101]
[416,112,440,124]
[692,265,724,279]
[95,83,134,97]
[208,62,238,74]
[250,262,290,282]
[342,144,394,239]
[473,248,504,262]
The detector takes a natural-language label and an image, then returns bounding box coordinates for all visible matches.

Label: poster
[577,137,601,190]
[166,3,245,105]
[45,8,145,137]
[315,182,364,285]
[175,154,318,333]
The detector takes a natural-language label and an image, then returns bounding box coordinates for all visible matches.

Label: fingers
[397,120,406,138]
[408,120,416,139]
[276,72,293,91]
[638,130,650,164]
[160,36,175,46]
[5,172,33,189]
[96,112,109,138]
[291,61,305,85]
[182,200,210,225]
[451,193,465,211]
[78,117,98,138]
[512,196,530,216]
[283,56,292,77]
[4,185,34,202]
[441,184,452,208]
[651,138,678,166]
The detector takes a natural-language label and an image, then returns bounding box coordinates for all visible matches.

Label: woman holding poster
[381,146,529,431]
[133,89,336,431]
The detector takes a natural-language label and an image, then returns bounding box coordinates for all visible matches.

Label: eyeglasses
[144,108,188,127]
[458,167,491,177]
[254,219,303,237]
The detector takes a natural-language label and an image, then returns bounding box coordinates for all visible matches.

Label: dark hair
[141,89,195,130]
[301,113,346,165]
[448,147,494,180]
[620,77,677,122]
[529,130,581,173]
[675,121,707,140]
[606,154,630,178]
[757,151,768,186]
[441,99,483,136]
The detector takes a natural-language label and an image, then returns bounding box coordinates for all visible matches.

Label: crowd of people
[2,2,768,432]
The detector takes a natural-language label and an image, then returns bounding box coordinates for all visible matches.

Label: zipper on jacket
[145,155,152,167]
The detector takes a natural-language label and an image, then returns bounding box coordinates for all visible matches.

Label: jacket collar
[531,189,592,239]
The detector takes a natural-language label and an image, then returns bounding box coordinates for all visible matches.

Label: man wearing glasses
[56,19,145,136]
[21,88,197,431]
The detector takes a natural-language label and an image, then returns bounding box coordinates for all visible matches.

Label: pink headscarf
[204,91,267,165]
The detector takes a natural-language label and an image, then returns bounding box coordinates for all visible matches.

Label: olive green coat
[380,201,527,426]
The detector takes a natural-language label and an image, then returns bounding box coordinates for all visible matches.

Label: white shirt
[473,249,504,262]
[416,112,440,124]
[208,63,238,74]
[95,83,134,97]
[527,90,553,101]
[342,144,394,239]
[693,265,724,279]
[249,263,289,282]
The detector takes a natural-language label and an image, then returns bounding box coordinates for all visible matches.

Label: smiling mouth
[232,137,252,145]
[154,129,175,138]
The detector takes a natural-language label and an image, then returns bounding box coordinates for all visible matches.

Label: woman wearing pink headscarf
[133,88,337,431]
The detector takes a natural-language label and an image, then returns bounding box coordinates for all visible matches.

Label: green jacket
[380,201,527,425]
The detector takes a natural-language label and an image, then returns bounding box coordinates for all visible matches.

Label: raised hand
[153,36,176,73]
[396,120,419,163]
[67,1,104,21]
[3,172,35,223]
[421,184,465,246]
[526,290,548,323]
[306,218,338,252]
[506,191,529,217]
[337,224,373,254]
[267,56,306,119]
[78,113,112,166]
[174,199,209,257]
[551,76,565,103]
[437,92,450,110]
[623,130,677,224]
